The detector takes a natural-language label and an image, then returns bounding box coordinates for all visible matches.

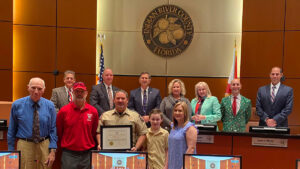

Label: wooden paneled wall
[0,0,12,101]
[241,0,300,129]
[12,0,97,101]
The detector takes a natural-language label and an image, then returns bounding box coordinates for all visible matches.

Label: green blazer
[191,96,221,125]
[220,95,252,132]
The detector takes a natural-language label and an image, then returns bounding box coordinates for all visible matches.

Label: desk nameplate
[252,137,288,148]
[197,135,214,144]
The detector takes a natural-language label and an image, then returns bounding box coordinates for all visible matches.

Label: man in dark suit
[90,68,119,116]
[256,67,294,127]
[128,72,162,125]
[51,70,76,113]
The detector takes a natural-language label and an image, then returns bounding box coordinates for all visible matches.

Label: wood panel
[197,135,232,155]
[0,102,12,124]
[241,32,283,77]
[283,31,300,78]
[57,0,96,28]
[0,71,12,101]
[13,0,56,26]
[13,25,56,72]
[233,136,300,169]
[286,0,300,30]
[57,28,96,74]
[0,22,12,69]
[0,0,12,21]
[13,72,55,101]
[242,0,285,31]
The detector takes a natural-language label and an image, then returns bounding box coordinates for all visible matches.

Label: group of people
[7,66,293,169]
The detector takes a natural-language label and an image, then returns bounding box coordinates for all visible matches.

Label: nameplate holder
[197,135,214,144]
[252,137,288,148]
[0,131,3,140]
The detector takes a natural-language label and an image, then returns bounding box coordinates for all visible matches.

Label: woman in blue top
[168,101,198,169]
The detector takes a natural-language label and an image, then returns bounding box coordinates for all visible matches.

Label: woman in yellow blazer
[191,82,221,126]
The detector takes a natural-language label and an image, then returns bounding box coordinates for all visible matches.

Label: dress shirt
[104,83,114,98]
[231,94,241,115]
[7,96,57,150]
[270,82,280,97]
[141,87,149,105]
[64,86,73,100]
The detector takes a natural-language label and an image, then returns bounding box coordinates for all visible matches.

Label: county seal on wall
[142,5,194,57]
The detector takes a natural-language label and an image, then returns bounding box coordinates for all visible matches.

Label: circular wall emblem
[142,5,194,57]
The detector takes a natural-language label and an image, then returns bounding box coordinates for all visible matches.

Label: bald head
[102,68,114,85]
[27,77,45,102]
[230,78,241,96]
[270,67,283,85]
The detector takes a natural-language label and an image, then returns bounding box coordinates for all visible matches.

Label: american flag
[98,43,105,84]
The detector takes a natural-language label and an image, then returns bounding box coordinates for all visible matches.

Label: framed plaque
[100,125,132,151]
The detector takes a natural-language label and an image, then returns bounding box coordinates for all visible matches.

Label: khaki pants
[17,139,51,169]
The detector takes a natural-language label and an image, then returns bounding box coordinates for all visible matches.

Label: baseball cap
[73,82,87,91]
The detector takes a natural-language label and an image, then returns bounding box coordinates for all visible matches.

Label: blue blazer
[191,96,221,125]
[256,84,294,127]
[128,87,161,116]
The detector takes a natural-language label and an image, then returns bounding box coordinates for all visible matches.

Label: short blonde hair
[194,82,212,99]
[168,79,186,96]
[172,101,189,128]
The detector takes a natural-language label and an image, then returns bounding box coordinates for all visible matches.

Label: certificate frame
[100,125,133,151]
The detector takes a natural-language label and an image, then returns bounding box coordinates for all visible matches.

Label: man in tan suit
[51,70,76,113]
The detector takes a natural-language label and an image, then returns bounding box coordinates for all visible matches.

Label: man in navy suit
[256,67,294,127]
[128,72,162,126]
[90,68,119,116]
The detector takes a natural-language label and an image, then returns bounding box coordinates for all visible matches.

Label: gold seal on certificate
[100,125,133,150]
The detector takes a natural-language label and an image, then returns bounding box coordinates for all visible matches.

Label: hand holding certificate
[100,125,133,151]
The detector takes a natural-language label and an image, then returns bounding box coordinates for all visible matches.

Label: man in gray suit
[128,72,162,125]
[51,70,76,113]
[256,67,294,127]
[90,68,119,116]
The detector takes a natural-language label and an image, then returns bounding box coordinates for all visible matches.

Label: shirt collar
[112,108,130,116]
[270,82,280,89]
[65,86,72,92]
[141,87,149,93]
[148,127,163,135]
[28,96,42,107]
[231,94,241,100]
[70,102,89,111]
[103,83,112,89]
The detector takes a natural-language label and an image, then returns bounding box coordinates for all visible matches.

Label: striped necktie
[271,86,276,103]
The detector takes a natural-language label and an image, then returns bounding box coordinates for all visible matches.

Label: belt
[18,136,49,143]
[62,148,92,155]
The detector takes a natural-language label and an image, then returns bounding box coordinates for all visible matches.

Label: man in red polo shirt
[56,82,98,169]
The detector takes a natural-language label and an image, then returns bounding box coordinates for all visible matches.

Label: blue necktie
[142,90,147,115]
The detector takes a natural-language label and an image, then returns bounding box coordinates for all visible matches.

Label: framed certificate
[100,125,133,151]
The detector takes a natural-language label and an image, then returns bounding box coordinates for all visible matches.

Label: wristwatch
[50,149,57,153]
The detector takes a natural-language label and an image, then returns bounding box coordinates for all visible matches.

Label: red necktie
[232,96,237,116]
[195,99,202,115]
[68,89,72,102]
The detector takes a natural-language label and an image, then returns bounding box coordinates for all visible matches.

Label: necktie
[68,89,72,102]
[32,103,40,143]
[232,96,237,116]
[142,90,147,115]
[271,86,276,103]
[195,99,202,115]
[107,86,113,109]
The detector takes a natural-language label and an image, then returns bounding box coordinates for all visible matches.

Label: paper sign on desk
[252,137,288,147]
[197,135,214,143]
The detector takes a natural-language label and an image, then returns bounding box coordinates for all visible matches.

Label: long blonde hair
[194,81,212,99]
